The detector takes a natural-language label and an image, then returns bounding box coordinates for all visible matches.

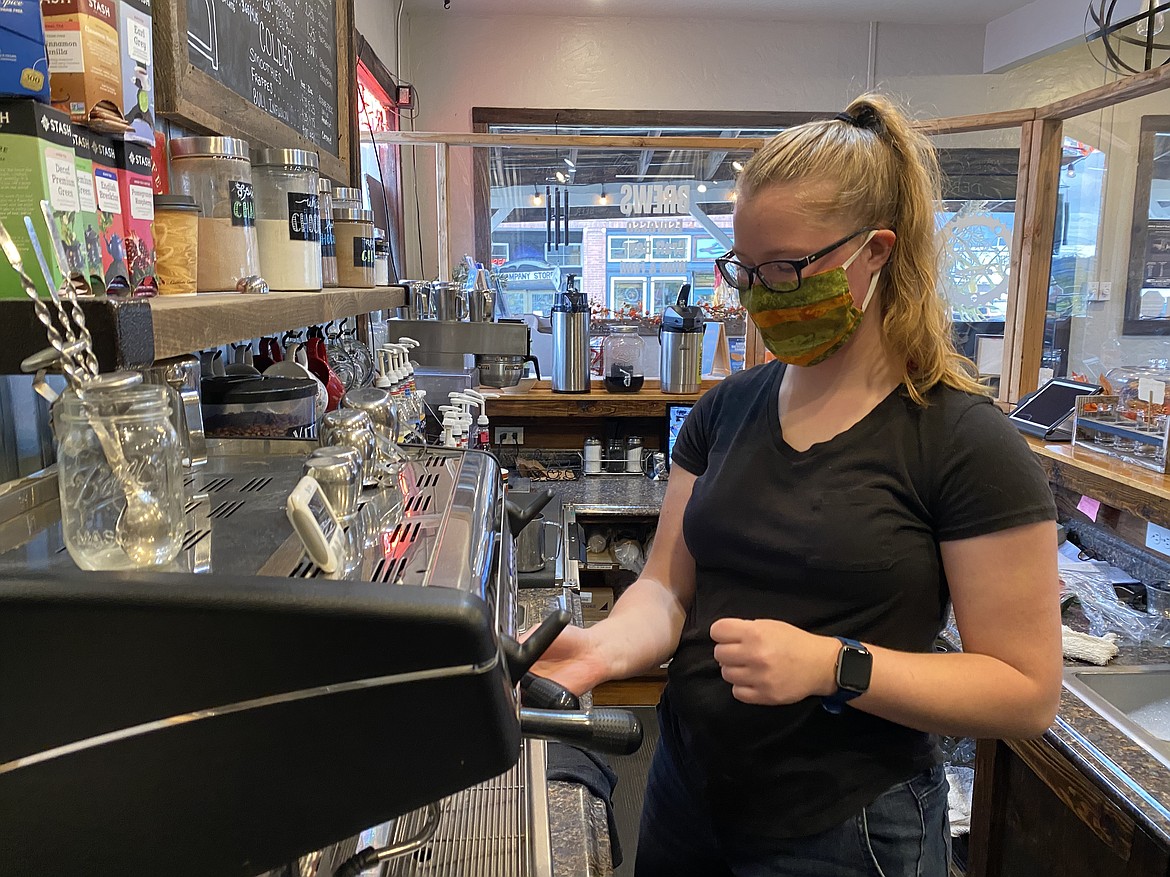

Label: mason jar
[252,148,323,291]
[603,324,646,393]
[169,136,261,292]
[334,207,376,288]
[55,374,185,570]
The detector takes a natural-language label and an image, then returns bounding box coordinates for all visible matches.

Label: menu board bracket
[153,0,355,184]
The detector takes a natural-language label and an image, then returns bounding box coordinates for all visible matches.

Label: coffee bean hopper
[0,447,640,875]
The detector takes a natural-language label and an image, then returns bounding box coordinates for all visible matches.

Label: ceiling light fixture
[532,185,542,206]
[696,183,708,193]
[732,161,744,172]
[555,170,568,184]
[563,156,576,168]
[599,186,608,205]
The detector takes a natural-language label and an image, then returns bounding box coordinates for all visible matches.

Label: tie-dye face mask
[740,232,880,367]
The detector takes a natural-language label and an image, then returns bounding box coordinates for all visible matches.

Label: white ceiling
[403,0,1035,25]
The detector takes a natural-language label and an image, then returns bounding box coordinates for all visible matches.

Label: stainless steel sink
[1063,665,1170,769]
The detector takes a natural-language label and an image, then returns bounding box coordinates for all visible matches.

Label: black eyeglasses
[715,227,875,294]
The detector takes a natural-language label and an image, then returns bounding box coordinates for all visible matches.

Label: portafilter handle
[520,707,644,756]
[501,607,571,681]
[505,487,555,536]
[521,672,581,711]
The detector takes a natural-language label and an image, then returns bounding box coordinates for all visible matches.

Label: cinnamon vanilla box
[41,0,122,121]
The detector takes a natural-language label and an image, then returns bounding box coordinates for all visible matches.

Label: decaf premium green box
[0,98,79,300]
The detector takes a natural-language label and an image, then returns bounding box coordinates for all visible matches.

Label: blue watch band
[822,637,871,715]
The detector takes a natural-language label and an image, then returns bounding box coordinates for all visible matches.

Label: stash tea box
[70,124,101,282]
[0,0,51,102]
[112,137,153,286]
[0,98,78,299]
[41,0,121,120]
[117,0,151,144]
[90,130,126,285]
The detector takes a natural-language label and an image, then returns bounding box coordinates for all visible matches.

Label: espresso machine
[389,275,539,399]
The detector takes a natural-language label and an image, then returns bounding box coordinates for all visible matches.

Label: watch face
[838,645,873,692]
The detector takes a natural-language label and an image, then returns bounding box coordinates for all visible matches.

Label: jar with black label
[334,207,376,288]
[252,148,322,291]
[318,178,339,288]
[169,136,261,292]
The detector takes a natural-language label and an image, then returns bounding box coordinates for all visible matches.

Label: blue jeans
[634,719,951,877]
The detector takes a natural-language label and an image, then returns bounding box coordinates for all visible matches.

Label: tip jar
[54,375,186,570]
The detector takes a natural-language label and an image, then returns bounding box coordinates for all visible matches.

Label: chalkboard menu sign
[185,0,339,156]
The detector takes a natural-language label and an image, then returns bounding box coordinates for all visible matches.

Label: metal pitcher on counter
[467,266,496,322]
[551,274,590,393]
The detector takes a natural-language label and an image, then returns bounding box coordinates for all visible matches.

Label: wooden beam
[999,119,1037,405]
[1008,118,1063,402]
[1039,61,1170,120]
[913,108,1038,135]
[371,131,768,150]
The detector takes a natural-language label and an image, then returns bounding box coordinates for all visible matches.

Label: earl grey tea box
[0,98,79,300]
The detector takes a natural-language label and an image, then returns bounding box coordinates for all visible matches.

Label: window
[650,236,690,261]
[609,237,650,262]
[650,277,688,313]
[610,277,647,312]
[1125,116,1170,333]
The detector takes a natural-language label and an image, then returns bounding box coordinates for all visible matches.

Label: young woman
[532,94,1061,877]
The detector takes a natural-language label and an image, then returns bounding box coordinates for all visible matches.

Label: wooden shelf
[484,379,717,418]
[0,286,403,373]
[1027,436,1170,528]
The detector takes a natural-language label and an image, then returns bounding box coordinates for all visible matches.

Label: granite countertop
[519,588,612,876]
[557,474,669,516]
[942,609,1170,846]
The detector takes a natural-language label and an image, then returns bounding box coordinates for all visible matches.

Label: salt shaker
[626,435,643,473]
[584,436,602,475]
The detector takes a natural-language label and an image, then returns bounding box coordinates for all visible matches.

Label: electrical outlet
[1087,281,1113,302]
[494,427,524,445]
[1147,522,1170,557]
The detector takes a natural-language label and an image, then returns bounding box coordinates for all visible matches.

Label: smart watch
[822,637,872,715]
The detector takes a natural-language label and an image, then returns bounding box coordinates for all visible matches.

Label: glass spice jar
[318,178,339,288]
[334,207,376,288]
[333,186,363,210]
[169,136,260,292]
[252,148,323,291]
[152,194,200,295]
[55,374,185,570]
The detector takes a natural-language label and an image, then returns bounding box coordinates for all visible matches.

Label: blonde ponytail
[737,93,987,404]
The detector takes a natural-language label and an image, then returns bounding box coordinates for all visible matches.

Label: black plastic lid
[661,305,705,332]
[154,194,201,212]
[553,291,589,313]
[201,376,317,404]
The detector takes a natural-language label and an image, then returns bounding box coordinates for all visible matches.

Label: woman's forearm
[588,574,689,680]
[849,646,1061,739]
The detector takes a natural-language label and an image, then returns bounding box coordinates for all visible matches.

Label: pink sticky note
[1077,495,1101,522]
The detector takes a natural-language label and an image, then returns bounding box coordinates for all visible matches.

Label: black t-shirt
[666,360,1056,839]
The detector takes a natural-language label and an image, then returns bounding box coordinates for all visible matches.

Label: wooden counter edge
[1025,436,1170,527]
[484,379,718,417]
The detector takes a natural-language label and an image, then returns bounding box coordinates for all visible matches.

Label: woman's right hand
[527,623,611,697]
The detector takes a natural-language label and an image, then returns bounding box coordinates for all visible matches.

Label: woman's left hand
[711,618,840,705]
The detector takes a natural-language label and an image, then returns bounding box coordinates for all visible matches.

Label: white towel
[1062,625,1119,665]
[945,765,975,836]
